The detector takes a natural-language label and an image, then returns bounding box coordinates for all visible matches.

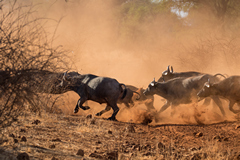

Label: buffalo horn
[63,71,70,81]
[167,65,170,73]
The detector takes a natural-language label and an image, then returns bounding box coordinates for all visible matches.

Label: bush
[0,0,69,128]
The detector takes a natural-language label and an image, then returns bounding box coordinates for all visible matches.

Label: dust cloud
[29,0,240,124]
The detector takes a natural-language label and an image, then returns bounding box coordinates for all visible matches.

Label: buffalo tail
[120,83,127,99]
[213,73,226,79]
[133,91,141,100]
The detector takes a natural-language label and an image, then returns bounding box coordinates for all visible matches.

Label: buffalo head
[143,78,158,96]
[158,65,174,82]
[56,71,81,91]
[197,79,217,100]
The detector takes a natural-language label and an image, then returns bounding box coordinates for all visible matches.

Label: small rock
[190,147,198,151]
[49,144,56,149]
[9,133,15,138]
[86,114,92,119]
[157,142,165,150]
[151,136,156,140]
[143,152,153,156]
[235,125,240,130]
[17,152,29,160]
[142,144,151,150]
[76,149,84,156]
[89,153,103,159]
[52,138,61,142]
[123,149,129,153]
[194,132,203,138]
[190,153,201,160]
[32,119,41,125]
[20,129,26,132]
[125,125,135,133]
[21,136,27,142]
[51,157,58,160]
[234,153,240,160]
[106,151,118,159]
[141,113,153,125]
[14,139,18,143]
[90,119,96,125]
[131,142,136,146]
[0,139,8,144]
[96,140,102,145]
[202,152,208,159]
[213,135,221,142]
[132,144,140,151]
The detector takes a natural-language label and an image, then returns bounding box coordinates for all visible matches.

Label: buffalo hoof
[95,112,102,116]
[81,106,90,110]
[74,108,79,113]
[107,117,118,121]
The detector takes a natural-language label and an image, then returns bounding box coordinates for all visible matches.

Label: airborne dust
[32,0,240,124]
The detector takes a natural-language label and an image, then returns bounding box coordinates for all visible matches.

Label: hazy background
[18,0,240,124]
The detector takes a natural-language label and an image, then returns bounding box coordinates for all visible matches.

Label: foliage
[117,0,181,44]
[170,0,240,28]
[117,0,240,34]
[0,0,68,128]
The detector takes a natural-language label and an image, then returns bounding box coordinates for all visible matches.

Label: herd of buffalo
[2,65,240,122]
[49,65,240,122]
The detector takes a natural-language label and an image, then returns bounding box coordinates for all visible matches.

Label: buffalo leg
[95,105,111,116]
[212,96,225,116]
[145,99,155,111]
[107,104,119,121]
[229,101,240,114]
[170,105,178,116]
[202,98,211,106]
[158,101,170,113]
[124,102,130,108]
[155,101,170,123]
[128,99,135,107]
[74,97,89,113]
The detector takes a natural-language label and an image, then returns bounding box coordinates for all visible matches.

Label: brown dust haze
[29,0,240,124]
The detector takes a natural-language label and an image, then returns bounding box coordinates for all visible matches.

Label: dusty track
[1,112,240,160]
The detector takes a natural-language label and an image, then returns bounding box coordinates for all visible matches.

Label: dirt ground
[1,102,240,160]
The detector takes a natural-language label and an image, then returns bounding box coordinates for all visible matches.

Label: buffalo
[157,65,203,82]
[144,73,226,116]
[117,85,141,108]
[156,65,226,114]
[124,85,155,111]
[57,71,127,121]
[197,76,240,114]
